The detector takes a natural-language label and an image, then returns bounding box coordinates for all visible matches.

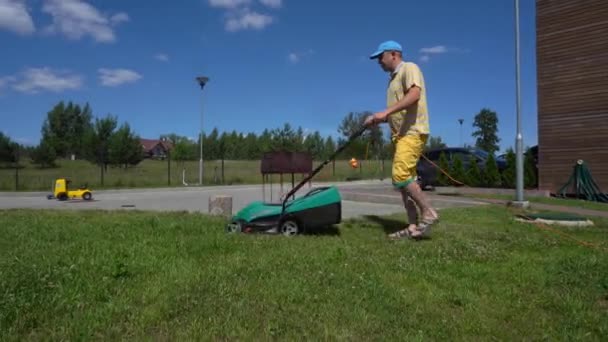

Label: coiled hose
[556,160,608,203]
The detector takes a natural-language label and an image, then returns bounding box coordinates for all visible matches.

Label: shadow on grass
[305,224,341,236]
[362,215,405,235]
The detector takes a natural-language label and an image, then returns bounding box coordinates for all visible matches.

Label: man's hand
[364,111,388,126]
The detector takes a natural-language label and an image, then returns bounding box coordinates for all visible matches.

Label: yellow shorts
[392,133,428,188]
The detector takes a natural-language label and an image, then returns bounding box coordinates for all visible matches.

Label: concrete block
[209,195,232,217]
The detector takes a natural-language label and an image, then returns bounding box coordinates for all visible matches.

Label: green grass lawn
[1,206,608,340]
[0,158,390,191]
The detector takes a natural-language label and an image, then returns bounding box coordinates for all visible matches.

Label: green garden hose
[556,160,608,203]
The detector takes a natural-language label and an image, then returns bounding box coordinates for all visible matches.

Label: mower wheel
[226,221,242,233]
[82,192,92,201]
[279,218,300,237]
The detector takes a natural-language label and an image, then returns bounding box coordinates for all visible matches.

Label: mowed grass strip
[1,206,607,340]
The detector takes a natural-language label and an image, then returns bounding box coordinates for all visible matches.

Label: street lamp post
[196,76,209,186]
[513,0,528,207]
[458,119,464,147]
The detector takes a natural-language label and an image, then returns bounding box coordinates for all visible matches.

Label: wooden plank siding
[536,0,608,193]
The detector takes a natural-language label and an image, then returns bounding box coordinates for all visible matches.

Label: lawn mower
[47,178,93,201]
[226,125,368,236]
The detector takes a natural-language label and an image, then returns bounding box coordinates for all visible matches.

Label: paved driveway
[0,180,486,219]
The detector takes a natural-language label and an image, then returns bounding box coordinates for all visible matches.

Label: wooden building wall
[536,0,608,192]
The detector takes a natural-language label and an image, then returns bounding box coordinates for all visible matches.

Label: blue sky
[0,0,538,152]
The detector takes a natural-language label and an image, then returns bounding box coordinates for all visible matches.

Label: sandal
[413,216,438,239]
[388,227,416,240]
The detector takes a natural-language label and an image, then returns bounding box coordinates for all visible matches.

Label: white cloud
[419,45,448,54]
[208,0,278,32]
[110,12,129,25]
[208,0,251,9]
[260,0,282,9]
[41,0,128,43]
[418,45,469,62]
[0,76,13,87]
[155,53,169,62]
[225,8,273,32]
[98,68,142,87]
[288,49,314,64]
[288,52,299,63]
[0,0,35,35]
[10,67,83,94]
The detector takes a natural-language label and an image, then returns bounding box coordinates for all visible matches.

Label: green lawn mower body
[226,186,342,236]
[226,125,367,236]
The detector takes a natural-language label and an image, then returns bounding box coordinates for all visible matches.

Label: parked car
[416,147,507,188]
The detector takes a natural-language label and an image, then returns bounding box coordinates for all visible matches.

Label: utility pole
[196,76,209,186]
[458,118,464,147]
[512,0,528,208]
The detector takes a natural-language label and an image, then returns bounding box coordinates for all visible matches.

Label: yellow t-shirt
[386,61,430,141]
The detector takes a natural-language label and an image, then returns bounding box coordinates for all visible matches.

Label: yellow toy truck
[48,178,93,201]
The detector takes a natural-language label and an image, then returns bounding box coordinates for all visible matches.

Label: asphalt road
[0,180,487,219]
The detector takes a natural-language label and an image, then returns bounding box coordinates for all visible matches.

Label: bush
[482,153,501,188]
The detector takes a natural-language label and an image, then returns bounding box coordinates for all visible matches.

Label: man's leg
[405,178,438,224]
[400,189,418,230]
[390,134,438,238]
[389,134,422,237]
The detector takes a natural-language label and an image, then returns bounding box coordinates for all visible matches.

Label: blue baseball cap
[369,40,402,59]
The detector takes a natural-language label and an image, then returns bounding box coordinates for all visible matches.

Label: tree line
[435,148,537,189]
[1,100,509,173]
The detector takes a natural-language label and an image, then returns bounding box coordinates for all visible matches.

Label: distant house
[140,138,173,159]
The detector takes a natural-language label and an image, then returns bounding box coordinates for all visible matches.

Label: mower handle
[280,125,367,213]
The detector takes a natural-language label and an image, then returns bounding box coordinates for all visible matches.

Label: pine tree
[323,136,336,160]
[482,153,501,187]
[40,101,93,159]
[83,115,118,186]
[450,154,467,186]
[501,148,516,188]
[437,152,450,185]
[31,140,57,168]
[204,128,220,160]
[472,108,500,154]
[466,157,481,187]
[108,122,143,168]
[257,129,273,155]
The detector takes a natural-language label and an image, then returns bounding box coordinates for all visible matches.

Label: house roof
[140,139,173,152]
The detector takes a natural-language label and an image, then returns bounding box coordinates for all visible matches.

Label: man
[364,40,439,239]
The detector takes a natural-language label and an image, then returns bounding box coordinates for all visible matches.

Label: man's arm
[376,86,420,121]
[365,86,420,125]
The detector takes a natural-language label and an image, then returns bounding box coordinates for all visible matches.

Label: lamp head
[196,76,209,90]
